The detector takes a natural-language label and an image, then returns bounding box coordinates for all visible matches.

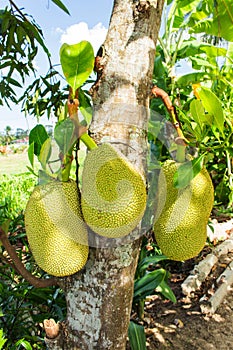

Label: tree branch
[0,227,58,288]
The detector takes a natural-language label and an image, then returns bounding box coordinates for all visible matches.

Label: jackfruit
[81,143,147,238]
[154,160,214,261]
[25,180,88,277]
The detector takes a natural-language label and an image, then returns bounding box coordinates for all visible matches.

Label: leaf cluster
[150,0,233,210]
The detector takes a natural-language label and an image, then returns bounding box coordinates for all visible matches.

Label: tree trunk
[45,0,164,349]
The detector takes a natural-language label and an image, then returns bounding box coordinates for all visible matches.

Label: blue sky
[0,0,113,132]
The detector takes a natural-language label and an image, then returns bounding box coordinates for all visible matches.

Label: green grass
[0,153,34,175]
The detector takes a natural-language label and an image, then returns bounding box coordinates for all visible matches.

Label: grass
[0,152,33,175]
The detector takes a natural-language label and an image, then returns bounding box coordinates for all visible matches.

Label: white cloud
[58,22,107,54]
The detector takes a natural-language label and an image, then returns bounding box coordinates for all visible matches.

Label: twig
[0,228,58,288]
[151,85,188,145]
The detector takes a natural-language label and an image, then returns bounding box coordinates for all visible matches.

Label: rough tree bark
[45,0,164,349]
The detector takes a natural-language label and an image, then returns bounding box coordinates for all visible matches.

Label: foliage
[151,0,233,211]
[128,321,146,350]
[133,237,176,319]
[0,173,36,224]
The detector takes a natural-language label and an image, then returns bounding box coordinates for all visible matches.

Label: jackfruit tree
[1,1,165,348]
[0,0,232,349]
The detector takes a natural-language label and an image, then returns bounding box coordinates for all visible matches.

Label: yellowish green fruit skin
[154,160,214,261]
[25,180,88,277]
[81,143,147,238]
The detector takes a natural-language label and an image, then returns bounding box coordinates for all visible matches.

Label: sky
[0,0,113,133]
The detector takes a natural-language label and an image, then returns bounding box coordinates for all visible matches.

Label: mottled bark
[45,0,164,349]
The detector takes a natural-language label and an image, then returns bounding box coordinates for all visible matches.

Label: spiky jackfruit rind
[81,143,147,238]
[25,180,88,277]
[154,160,214,261]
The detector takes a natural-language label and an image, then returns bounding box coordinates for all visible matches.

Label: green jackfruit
[81,143,147,238]
[25,180,88,277]
[154,160,214,261]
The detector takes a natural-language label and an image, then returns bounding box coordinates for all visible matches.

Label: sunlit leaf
[27,142,34,167]
[29,124,49,156]
[60,41,94,94]
[78,88,93,125]
[173,155,205,189]
[54,118,76,155]
[190,0,233,42]
[197,87,224,136]
[38,138,52,169]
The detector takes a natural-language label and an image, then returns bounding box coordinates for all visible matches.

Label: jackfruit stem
[151,86,189,145]
[61,149,73,182]
[176,144,186,163]
[80,132,98,150]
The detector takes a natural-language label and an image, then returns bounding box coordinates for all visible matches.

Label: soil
[129,218,233,350]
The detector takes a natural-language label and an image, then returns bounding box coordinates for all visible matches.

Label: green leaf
[14,339,33,350]
[29,124,49,156]
[54,118,76,155]
[60,41,94,93]
[198,87,224,137]
[176,72,212,87]
[51,0,70,15]
[156,280,177,303]
[137,255,168,275]
[128,322,146,350]
[38,138,52,169]
[28,142,34,168]
[26,166,38,177]
[177,41,227,59]
[173,155,205,189]
[134,268,166,299]
[190,0,233,42]
[6,77,22,88]
[190,99,205,131]
[0,329,7,350]
[78,88,93,125]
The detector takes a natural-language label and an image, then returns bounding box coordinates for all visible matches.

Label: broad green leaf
[60,41,94,93]
[177,41,227,59]
[173,154,205,189]
[38,137,52,169]
[176,72,211,87]
[148,120,162,138]
[156,279,177,303]
[134,268,166,298]
[51,0,70,15]
[54,118,76,155]
[78,88,93,125]
[28,141,34,168]
[29,124,49,156]
[197,87,224,136]
[190,0,233,42]
[190,99,205,131]
[128,322,146,350]
[190,56,216,70]
[137,255,168,275]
